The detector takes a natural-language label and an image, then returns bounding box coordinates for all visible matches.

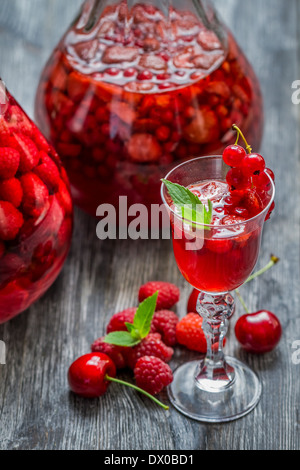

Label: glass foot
[168,357,262,423]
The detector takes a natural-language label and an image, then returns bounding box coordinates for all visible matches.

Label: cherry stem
[232,124,252,154]
[235,255,280,313]
[244,255,279,284]
[235,289,250,314]
[105,375,169,410]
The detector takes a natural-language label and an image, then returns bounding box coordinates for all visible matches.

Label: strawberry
[34,151,61,192]
[20,173,49,218]
[8,134,40,173]
[138,281,180,310]
[56,180,73,215]
[7,105,33,136]
[32,127,51,153]
[176,313,226,353]
[127,134,162,162]
[0,147,20,179]
[0,178,23,207]
[176,313,207,353]
[0,201,24,241]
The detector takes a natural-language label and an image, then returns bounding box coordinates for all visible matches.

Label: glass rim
[160,155,276,228]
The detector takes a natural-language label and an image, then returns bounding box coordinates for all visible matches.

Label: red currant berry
[265,201,275,221]
[137,70,153,81]
[242,153,266,176]
[226,167,251,191]
[222,145,246,167]
[265,168,275,181]
[123,68,136,77]
[235,310,282,354]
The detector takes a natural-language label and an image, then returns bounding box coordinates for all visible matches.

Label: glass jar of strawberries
[35,0,263,217]
[0,81,73,324]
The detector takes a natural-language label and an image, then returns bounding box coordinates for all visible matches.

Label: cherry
[68,353,116,398]
[242,153,265,176]
[222,144,246,167]
[235,310,282,354]
[68,353,169,408]
[226,167,251,191]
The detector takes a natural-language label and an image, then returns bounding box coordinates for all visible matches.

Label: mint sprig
[103,292,158,348]
[161,179,213,226]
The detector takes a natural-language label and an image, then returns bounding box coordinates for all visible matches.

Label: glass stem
[195,292,235,392]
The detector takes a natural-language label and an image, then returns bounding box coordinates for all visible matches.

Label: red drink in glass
[171,181,263,293]
[161,155,275,423]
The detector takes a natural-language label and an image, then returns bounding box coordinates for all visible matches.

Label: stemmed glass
[161,155,275,422]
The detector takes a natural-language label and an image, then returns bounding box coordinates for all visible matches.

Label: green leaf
[103,331,141,347]
[162,179,213,227]
[125,323,141,341]
[161,179,200,208]
[133,292,158,339]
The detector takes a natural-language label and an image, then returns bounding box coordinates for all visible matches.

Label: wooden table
[0,0,299,451]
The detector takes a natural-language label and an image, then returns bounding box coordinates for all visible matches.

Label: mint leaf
[161,179,213,226]
[161,179,200,208]
[132,292,158,339]
[125,323,140,341]
[103,292,158,348]
[104,331,141,347]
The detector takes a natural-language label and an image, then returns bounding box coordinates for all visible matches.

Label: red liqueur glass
[35,0,263,219]
[0,81,73,324]
[161,155,275,422]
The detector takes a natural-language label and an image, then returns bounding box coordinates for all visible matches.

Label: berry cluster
[223,125,275,221]
[68,267,282,407]
[36,2,263,215]
[0,89,73,324]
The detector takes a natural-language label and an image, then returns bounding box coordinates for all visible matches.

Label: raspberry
[151,310,179,346]
[0,178,23,208]
[138,281,180,311]
[106,307,137,334]
[125,333,173,369]
[134,356,173,395]
[0,201,24,241]
[91,336,127,369]
[176,313,207,353]
[0,147,20,179]
[34,151,61,192]
[20,173,49,218]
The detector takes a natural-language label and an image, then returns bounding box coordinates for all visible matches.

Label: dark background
[0,0,299,450]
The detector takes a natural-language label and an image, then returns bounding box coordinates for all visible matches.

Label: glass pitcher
[35,0,263,218]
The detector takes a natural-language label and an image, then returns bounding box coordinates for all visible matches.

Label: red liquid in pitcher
[171,180,263,293]
[35,2,263,216]
[0,89,73,324]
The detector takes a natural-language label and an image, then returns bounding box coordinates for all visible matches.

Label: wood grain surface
[0,0,299,450]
